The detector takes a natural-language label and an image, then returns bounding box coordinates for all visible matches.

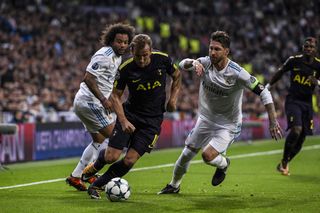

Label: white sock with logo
[71,141,100,178]
[170,147,197,188]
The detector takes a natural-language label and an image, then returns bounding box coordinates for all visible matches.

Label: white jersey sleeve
[76,47,122,104]
[236,68,260,91]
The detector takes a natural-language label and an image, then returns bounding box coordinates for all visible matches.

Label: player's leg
[66,133,105,191]
[287,107,312,163]
[88,144,145,199]
[82,120,128,181]
[158,117,214,194]
[202,125,238,186]
[66,100,115,190]
[282,126,302,164]
[158,146,199,194]
[202,144,230,186]
[289,132,306,161]
[278,102,303,175]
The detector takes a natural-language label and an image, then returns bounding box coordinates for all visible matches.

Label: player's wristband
[265,83,271,90]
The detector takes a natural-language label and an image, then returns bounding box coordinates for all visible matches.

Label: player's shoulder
[314,57,320,63]
[227,60,242,73]
[152,50,169,58]
[288,54,303,61]
[92,47,115,60]
[119,56,134,71]
[198,56,211,69]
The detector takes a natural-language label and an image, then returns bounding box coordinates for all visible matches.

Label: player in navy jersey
[267,37,320,176]
[82,34,181,199]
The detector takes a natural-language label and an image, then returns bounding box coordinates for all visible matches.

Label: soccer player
[267,37,320,176]
[82,34,181,199]
[158,31,283,194]
[65,23,135,191]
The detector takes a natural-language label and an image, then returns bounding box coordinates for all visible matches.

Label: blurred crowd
[1,0,320,123]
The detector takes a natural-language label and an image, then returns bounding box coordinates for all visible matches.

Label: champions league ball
[105,177,131,202]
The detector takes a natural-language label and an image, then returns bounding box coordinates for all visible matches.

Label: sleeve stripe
[119,58,133,70]
[152,51,168,57]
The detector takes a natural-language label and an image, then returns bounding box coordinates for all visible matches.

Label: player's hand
[192,60,204,76]
[166,99,177,112]
[307,75,319,86]
[269,120,283,141]
[120,119,136,134]
[101,97,113,114]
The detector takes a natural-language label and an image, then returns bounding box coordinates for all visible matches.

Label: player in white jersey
[158,31,283,194]
[66,23,135,191]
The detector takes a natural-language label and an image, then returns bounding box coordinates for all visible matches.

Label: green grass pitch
[0,136,319,213]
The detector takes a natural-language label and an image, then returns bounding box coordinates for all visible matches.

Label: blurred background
[1,0,320,163]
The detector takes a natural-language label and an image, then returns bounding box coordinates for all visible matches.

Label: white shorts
[185,117,241,153]
[73,96,116,133]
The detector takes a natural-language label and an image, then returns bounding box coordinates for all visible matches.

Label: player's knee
[122,156,138,167]
[105,151,120,164]
[201,151,215,163]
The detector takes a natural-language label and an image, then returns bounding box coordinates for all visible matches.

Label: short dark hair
[100,23,135,46]
[304,37,317,46]
[210,31,230,48]
[130,34,152,50]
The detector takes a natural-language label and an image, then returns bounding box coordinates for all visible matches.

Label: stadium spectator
[267,37,320,176]
[158,31,282,194]
[1,0,320,122]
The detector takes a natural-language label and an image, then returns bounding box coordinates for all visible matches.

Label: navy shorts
[285,97,313,135]
[108,112,163,156]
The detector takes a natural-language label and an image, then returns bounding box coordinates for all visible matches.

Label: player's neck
[214,57,229,71]
[303,55,314,64]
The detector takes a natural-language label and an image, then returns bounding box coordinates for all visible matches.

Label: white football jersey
[197,56,258,126]
[77,46,122,104]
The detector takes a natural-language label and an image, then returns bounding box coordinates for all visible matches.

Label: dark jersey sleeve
[281,56,294,72]
[115,58,132,90]
[165,55,178,76]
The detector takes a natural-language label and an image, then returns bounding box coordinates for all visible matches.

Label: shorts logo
[92,62,99,70]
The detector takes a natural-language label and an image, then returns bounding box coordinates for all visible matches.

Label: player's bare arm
[265,103,283,140]
[250,77,283,140]
[166,68,182,112]
[83,72,113,112]
[267,62,290,90]
[110,88,135,133]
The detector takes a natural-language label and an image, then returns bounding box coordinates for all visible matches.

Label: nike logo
[132,79,141,83]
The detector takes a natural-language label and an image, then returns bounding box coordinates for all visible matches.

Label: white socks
[206,154,228,169]
[71,141,101,178]
[170,147,197,188]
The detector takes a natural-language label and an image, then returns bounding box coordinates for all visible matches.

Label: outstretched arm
[254,84,283,140]
[266,58,292,89]
[240,68,283,140]
[179,58,204,76]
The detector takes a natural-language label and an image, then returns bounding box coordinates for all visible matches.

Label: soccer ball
[105,177,131,202]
